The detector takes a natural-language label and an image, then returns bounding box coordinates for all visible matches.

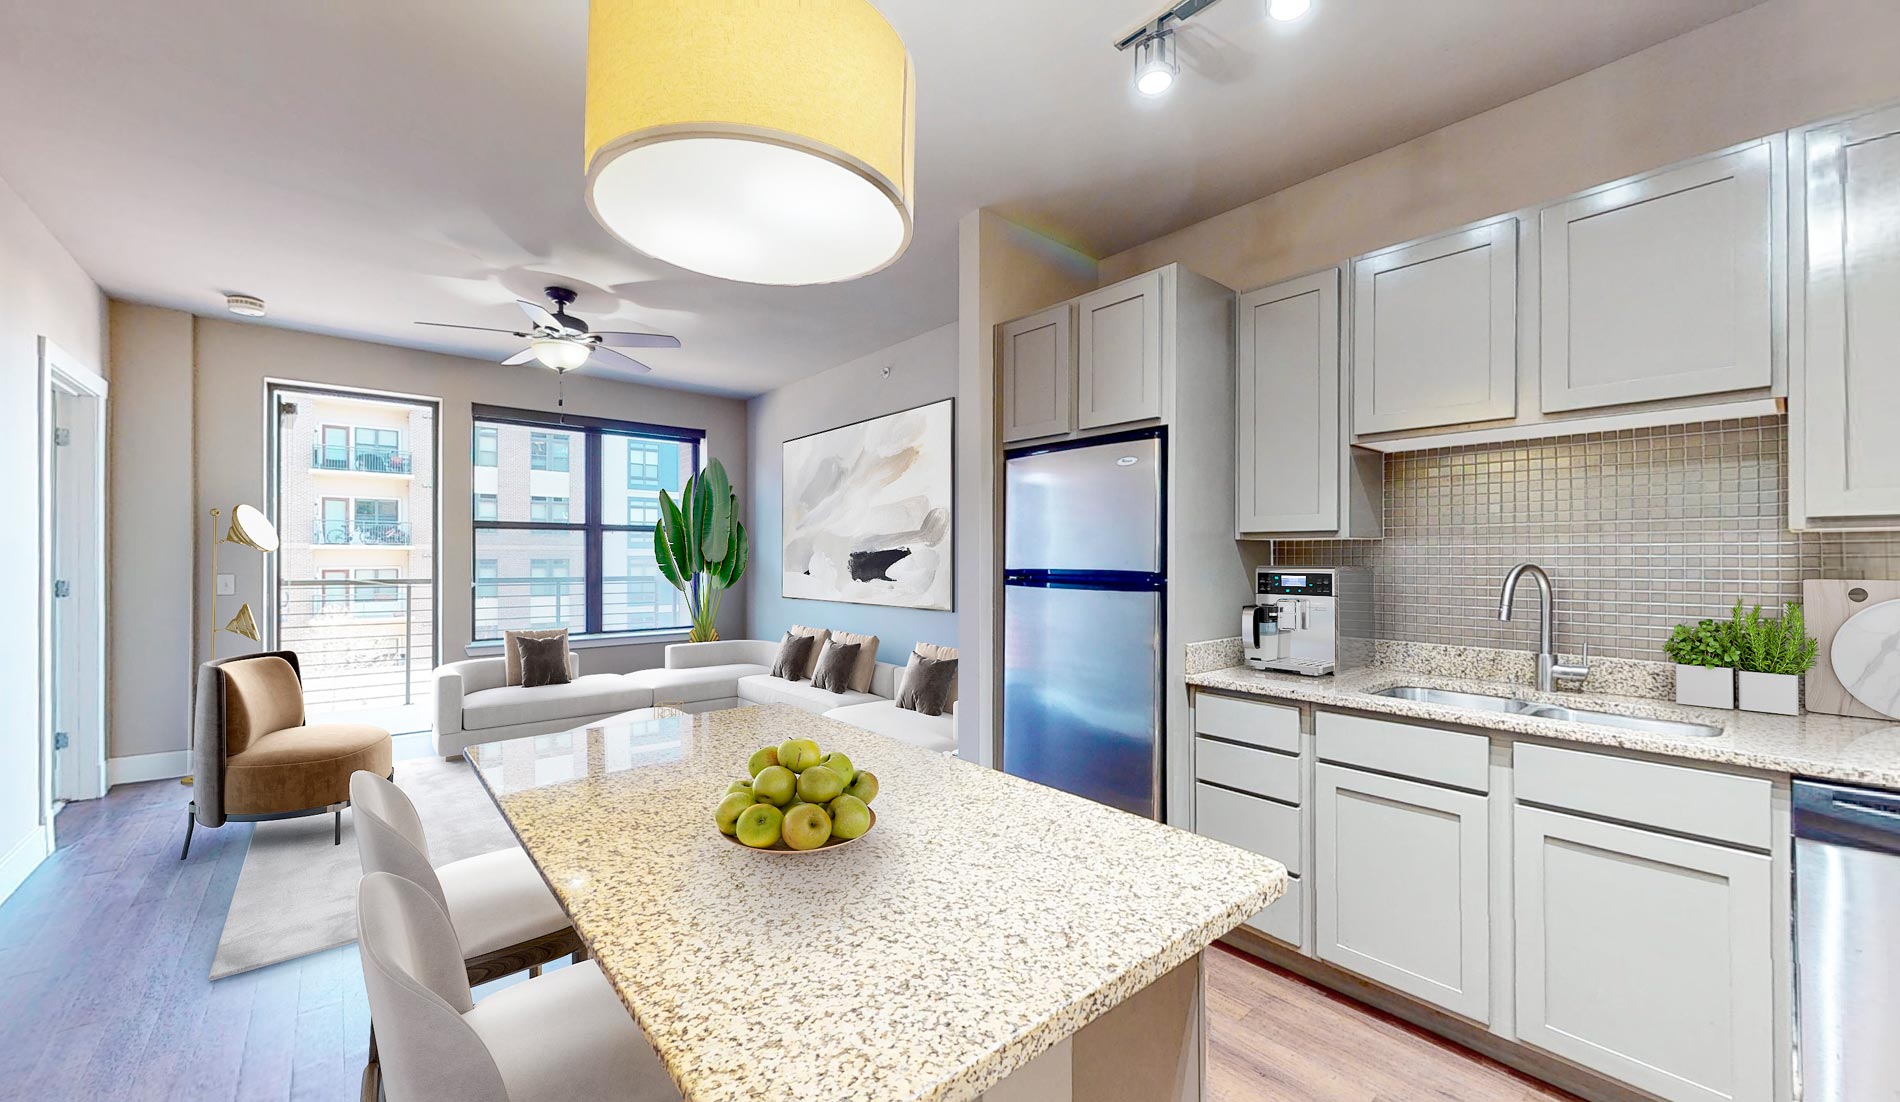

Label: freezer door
[1005,436,1161,573]
[1002,581,1161,818]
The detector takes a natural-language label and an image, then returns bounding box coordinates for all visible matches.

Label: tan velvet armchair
[183,650,393,859]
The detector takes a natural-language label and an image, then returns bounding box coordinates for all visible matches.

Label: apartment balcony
[312,444,414,476]
[313,520,413,547]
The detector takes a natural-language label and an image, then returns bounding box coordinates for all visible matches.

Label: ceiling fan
[417,286,680,374]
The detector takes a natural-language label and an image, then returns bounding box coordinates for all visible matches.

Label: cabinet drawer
[1316,711,1489,792]
[1244,873,1303,948]
[1195,693,1301,754]
[1196,737,1299,804]
[1514,742,1771,850]
[1196,782,1302,875]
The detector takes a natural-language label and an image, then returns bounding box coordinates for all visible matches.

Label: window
[472,407,703,641]
[474,426,498,468]
[319,497,349,544]
[530,432,569,472]
[320,569,350,612]
[355,499,404,544]
[317,425,350,470]
[352,567,399,615]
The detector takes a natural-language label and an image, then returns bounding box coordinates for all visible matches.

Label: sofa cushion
[737,673,879,713]
[225,723,392,814]
[769,632,816,681]
[897,652,957,717]
[812,640,863,694]
[503,628,569,686]
[787,625,830,678]
[912,642,959,702]
[824,700,956,754]
[462,674,652,732]
[626,663,768,704]
[221,656,305,756]
[828,630,880,692]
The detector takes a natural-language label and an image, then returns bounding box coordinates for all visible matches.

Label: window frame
[470,406,704,642]
[473,425,499,468]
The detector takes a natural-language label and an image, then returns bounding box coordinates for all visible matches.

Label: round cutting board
[1831,598,1900,719]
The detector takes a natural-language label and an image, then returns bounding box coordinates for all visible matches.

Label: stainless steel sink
[1371,686,1724,739]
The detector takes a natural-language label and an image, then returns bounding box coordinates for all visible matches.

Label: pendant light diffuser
[584,0,916,286]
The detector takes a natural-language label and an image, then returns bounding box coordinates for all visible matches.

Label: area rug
[209,755,516,979]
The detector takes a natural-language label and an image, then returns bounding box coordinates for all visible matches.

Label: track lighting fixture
[1133,31,1178,96]
[1116,0,1315,96]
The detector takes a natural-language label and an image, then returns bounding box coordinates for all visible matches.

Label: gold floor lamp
[185,504,280,786]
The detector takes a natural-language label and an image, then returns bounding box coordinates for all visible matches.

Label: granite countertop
[468,704,1285,1102]
[1187,662,1900,790]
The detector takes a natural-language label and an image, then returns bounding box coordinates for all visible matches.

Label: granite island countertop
[1188,663,1900,790]
[468,704,1285,1102]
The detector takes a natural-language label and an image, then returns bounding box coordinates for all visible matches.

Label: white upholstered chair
[356,871,679,1102]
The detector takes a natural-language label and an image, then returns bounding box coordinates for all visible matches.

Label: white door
[1514,805,1773,1102]
[1314,763,1490,1021]
[1077,270,1165,430]
[1540,141,1775,412]
[1236,269,1342,534]
[42,344,107,805]
[1000,304,1075,442]
[1793,103,1900,527]
[1352,219,1517,434]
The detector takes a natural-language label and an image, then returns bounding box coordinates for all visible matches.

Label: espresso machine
[1241,567,1371,676]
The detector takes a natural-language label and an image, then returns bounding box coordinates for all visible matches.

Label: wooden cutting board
[1804,579,1900,720]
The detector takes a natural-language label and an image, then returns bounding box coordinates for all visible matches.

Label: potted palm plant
[653,458,748,643]
[1730,601,1818,716]
[1663,617,1738,709]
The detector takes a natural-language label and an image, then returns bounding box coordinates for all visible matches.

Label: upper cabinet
[1539,141,1776,413]
[1077,269,1166,430]
[1791,103,1900,530]
[1351,219,1518,434]
[1000,304,1075,443]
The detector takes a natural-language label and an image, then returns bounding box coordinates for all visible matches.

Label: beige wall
[0,174,106,893]
[109,310,749,762]
[1100,0,1900,291]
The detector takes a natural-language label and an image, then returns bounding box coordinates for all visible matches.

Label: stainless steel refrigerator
[1002,431,1163,819]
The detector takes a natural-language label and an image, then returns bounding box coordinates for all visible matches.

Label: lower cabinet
[1313,763,1491,1022]
[1514,805,1773,1102]
[1196,780,1304,948]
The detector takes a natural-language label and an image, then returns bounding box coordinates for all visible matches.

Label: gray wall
[748,323,958,665]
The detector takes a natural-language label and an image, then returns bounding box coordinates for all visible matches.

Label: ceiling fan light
[531,338,592,372]
[583,0,915,286]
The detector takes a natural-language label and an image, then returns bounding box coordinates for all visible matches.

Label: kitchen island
[468,704,1285,1102]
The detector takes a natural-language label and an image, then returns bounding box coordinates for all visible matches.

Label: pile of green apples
[715,737,879,850]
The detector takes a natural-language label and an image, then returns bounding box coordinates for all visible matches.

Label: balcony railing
[280,577,434,710]
[313,444,413,475]
[314,520,412,546]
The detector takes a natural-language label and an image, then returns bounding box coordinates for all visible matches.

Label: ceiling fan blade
[592,344,653,373]
[594,331,683,349]
[501,348,538,366]
[516,299,564,332]
[416,322,531,336]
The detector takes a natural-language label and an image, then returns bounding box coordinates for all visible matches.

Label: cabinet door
[1077,270,1165,430]
[1794,104,1900,526]
[1352,220,1517,434]
[1000,304,1074,442]
[1237,269,1341,533]
[1515,806,1772,1102]
[1541,143,1774,412]
[1314,763,1489,1021]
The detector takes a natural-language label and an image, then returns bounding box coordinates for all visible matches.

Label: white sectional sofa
[432,640,956,757]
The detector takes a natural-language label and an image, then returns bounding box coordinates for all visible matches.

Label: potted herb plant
[1730,601,1818,716]
[1663,618,1738,709]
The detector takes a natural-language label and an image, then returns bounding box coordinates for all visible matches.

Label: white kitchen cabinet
[1791,102,1900,529]
[1352,218,1518,435]
[1314,762,1490,1022]
[1077,269,1165,430]
[1514,805,1773,1102]
[1000,304,1075,442]
[1235,268,1381,537]
[1540,142,1776,413]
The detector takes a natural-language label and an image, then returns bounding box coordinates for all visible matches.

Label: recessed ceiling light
[1133,30,1178,96]
[226,293,266,318]
[1268,0,1312,22]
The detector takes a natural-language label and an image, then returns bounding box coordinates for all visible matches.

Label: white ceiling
[0,0,1760,397]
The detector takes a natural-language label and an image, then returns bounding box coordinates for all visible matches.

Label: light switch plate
[216,573,236,596]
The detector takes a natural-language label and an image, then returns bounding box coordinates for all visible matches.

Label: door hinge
[53,428,71,446]
[53,580,71,598]
[53,732,70,751]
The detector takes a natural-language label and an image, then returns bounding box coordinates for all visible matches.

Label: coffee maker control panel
[1259,572,1334,598]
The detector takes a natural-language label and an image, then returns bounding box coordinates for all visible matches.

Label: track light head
[1133,31,1178,96]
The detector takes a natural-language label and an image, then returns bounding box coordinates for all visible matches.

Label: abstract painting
[782,399,953,610]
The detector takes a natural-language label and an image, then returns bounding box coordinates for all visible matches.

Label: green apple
[797,764,844,804]
[818,751,855,788]
[726,780,755,797]
[714,792,752,835]
[752,765,796,806]
[844,770,878,804]
[747,746,780,777]
[734,803,784,848]
[828,794,871,840]
[781,803,832,850]
[777,738,821,773]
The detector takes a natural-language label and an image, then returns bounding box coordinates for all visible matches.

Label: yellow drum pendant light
[584,0,916,286]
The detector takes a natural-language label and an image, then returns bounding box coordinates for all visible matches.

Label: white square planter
[1674,664,1735,710]
[1738,671,1800,716]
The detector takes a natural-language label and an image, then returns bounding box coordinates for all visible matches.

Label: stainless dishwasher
[1793,780,1900,1102]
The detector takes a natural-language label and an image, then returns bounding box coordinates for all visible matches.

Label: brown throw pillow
[516,634,573,688]
[897,652,957,716]
[770,632,816,681]
[812,641,863,694]
[786,625,829,678]
[913,641,958,702]
[828,630,880,692]
[504,628,569,685]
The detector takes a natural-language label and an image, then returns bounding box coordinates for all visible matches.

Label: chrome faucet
[1497,563,1590,692]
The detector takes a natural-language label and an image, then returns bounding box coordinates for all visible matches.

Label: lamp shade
[226,503,280,553]
[584,0,916,286]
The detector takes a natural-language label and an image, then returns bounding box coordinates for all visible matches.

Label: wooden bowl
[721,808,876,854]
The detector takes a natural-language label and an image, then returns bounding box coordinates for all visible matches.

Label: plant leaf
[700,460,732,563]
[653,518,684,591]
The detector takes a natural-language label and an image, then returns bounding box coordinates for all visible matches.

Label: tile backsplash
[1274,416,1900,663]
